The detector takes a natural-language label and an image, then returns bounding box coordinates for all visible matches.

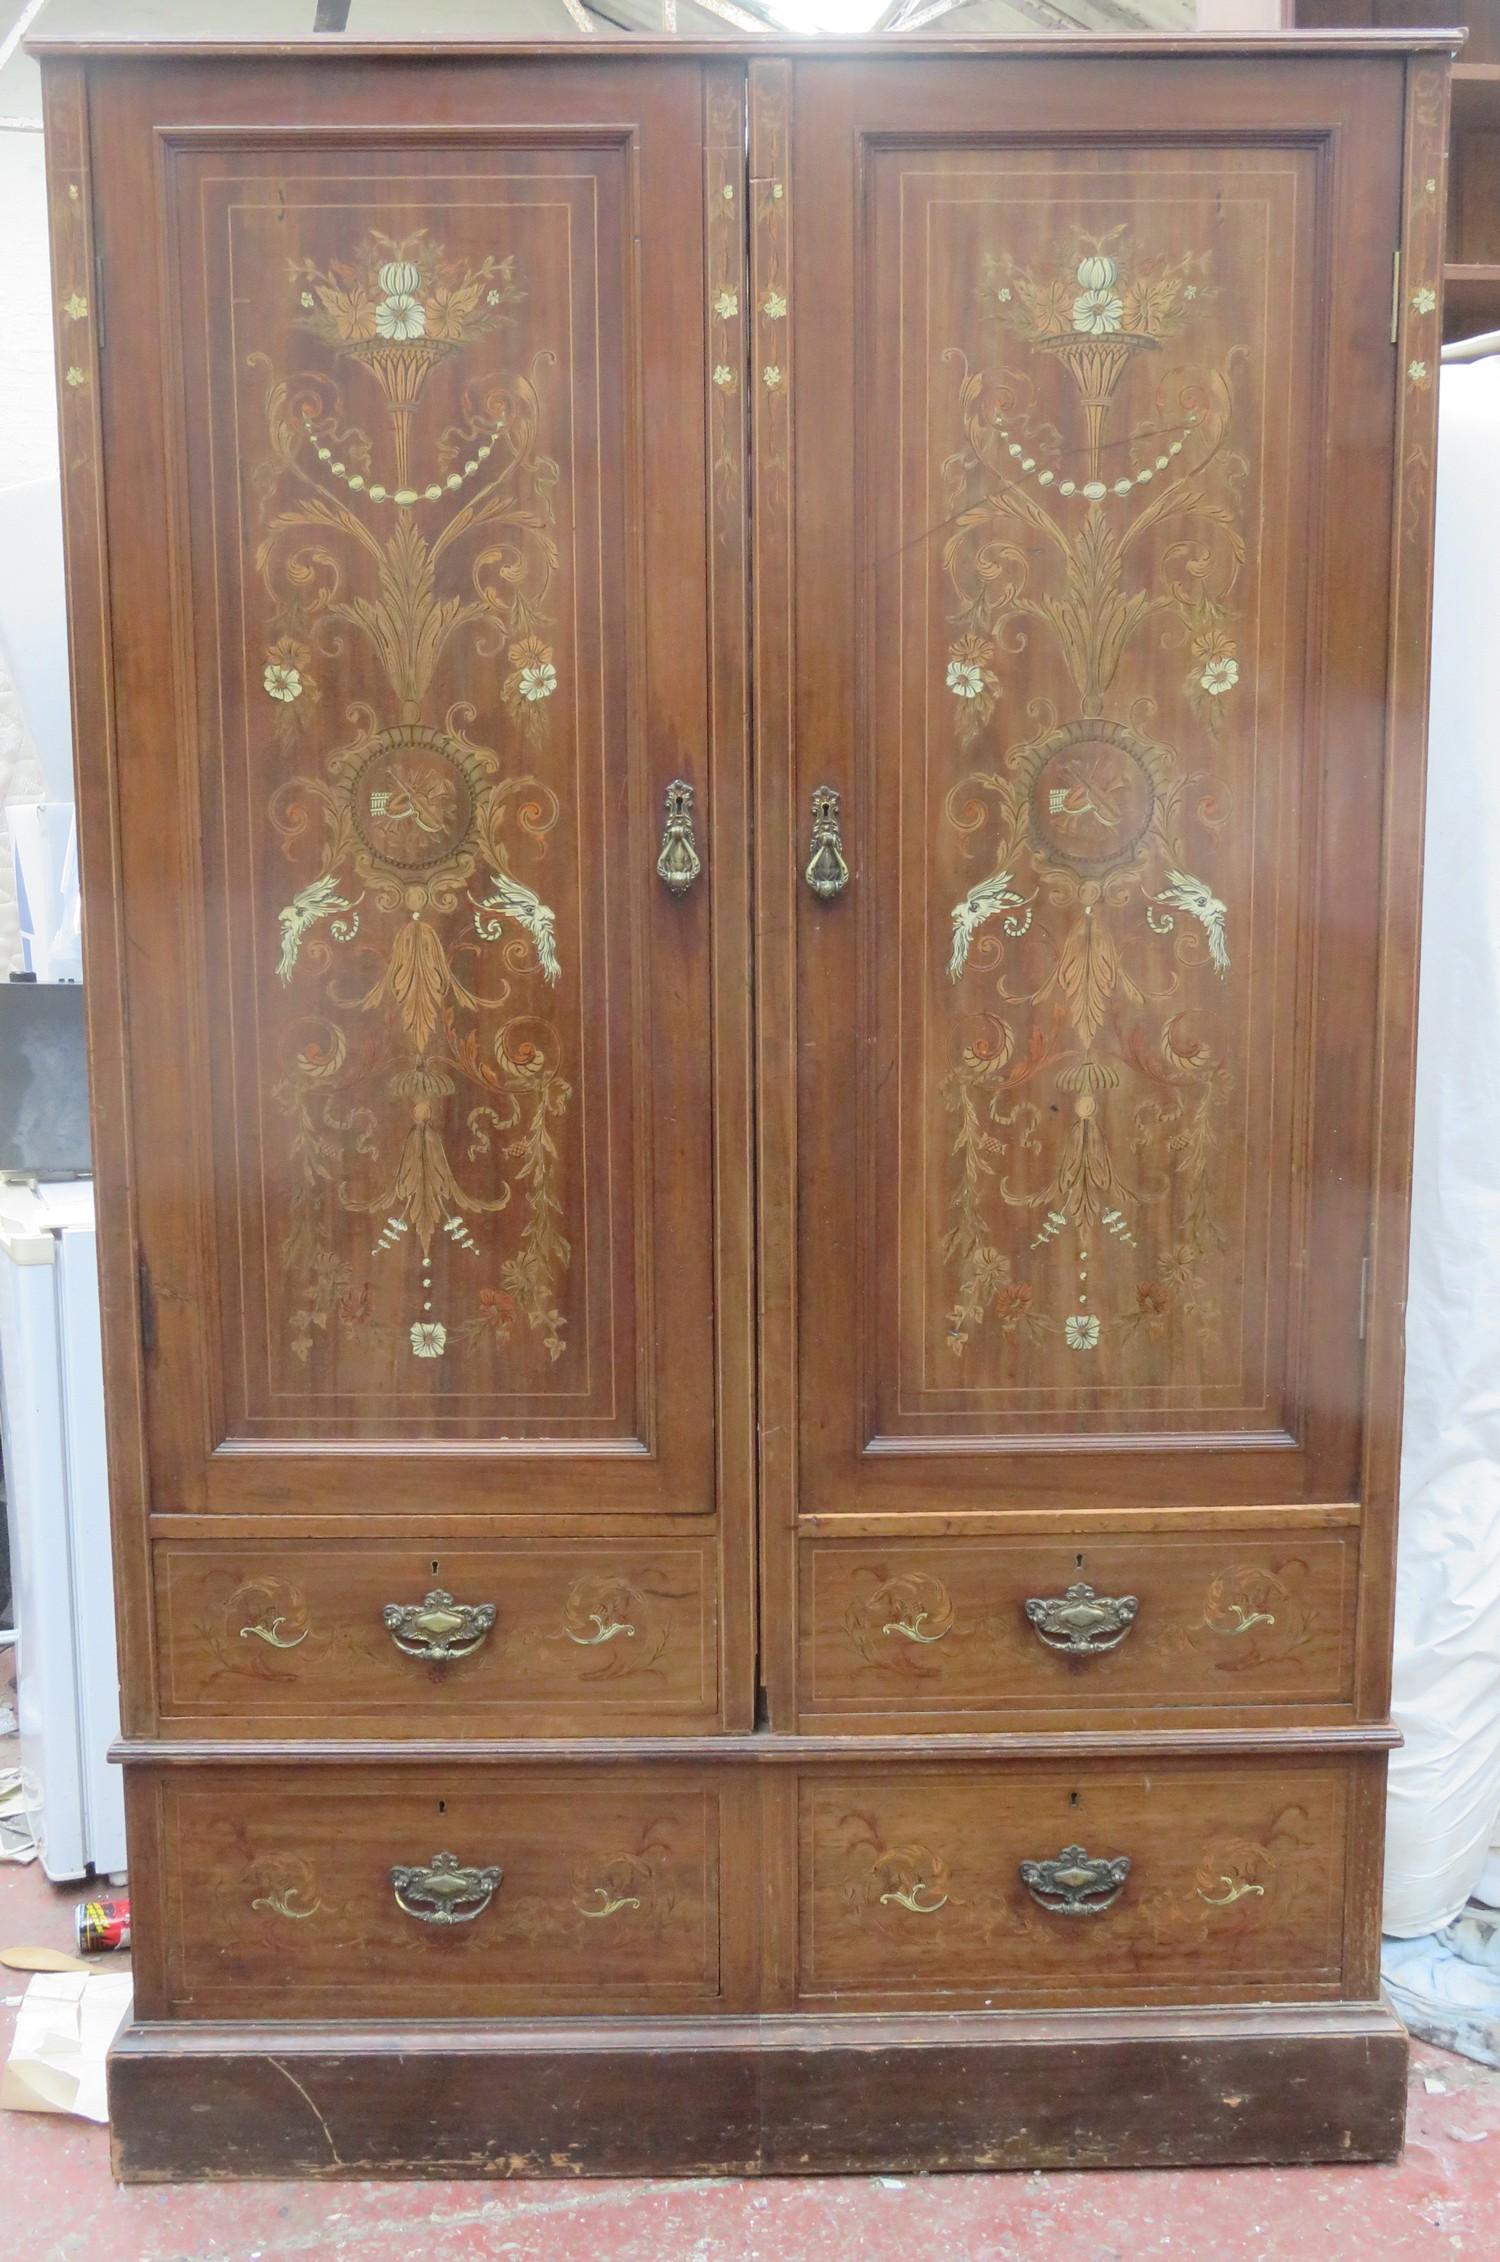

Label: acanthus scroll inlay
[839,1814,955,1928]
[200,1578,374,1681]
[1137,1803,1323,1947]
[258,227,573,1372]
[1156,1560,1318,1673]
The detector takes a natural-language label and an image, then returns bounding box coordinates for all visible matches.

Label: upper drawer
[143,1764,725,2019]
[155,1539,718,1732]
[801,1529,1355,1724]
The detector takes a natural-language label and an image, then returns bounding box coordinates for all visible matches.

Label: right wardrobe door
[757,50,1423,1731]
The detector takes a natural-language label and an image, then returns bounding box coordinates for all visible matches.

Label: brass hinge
[1391,249,1401,347]
[1358,1253,1370,1342]
[94,246,105,354]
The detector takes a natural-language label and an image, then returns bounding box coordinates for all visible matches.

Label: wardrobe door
[756,53,1417,1716]
[76,56,751,1534]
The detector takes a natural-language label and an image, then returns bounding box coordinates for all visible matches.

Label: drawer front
[155,1541,718,1731]
[802,1532,1355,1722]
[148,1767,726,2018]
[799,1755,1362,2008]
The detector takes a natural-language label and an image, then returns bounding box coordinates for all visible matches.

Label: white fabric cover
[1384,360,1500,1935]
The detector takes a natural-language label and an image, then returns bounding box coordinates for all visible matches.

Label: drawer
[798,1752,1369,2008]
[140,1765,729,2018]
[155,1540,718,1731]
[801,1531,1356,1724]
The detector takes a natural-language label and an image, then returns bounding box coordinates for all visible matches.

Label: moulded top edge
[26,32,1466,63]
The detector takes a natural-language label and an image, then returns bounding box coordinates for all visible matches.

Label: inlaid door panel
[765,55,1406,1589]
[85,58,750,1522]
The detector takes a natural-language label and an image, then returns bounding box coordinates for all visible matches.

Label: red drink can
[75,1893,131,1953]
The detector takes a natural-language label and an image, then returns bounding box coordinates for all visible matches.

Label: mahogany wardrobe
[36,30,1451,2177]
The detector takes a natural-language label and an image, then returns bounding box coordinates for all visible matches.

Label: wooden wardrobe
[37,30,1451,2178]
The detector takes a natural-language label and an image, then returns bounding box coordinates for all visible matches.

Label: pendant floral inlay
[941,232,1241,1365]
[259,228,572,1369]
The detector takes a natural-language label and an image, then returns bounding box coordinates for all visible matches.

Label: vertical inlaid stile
[749,58,800,1726]
[1355,56,1450,1724]
[41,60,159,1737]
[704,62,758,1733]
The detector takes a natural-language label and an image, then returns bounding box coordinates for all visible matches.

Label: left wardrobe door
[53,55,753,1730]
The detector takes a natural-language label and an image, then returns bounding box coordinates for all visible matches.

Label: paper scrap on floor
[0,1970,133,2121]
[0,1769,39,1863]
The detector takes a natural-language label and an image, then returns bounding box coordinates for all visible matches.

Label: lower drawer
[137,1765,730,2019]
[798,1751,1371,2008]
[154,1539,719,1731]
[800,1530,1357,1725]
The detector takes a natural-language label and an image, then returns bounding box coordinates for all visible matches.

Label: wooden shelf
[1453,62,1500,133]
[1444,260,1500,337]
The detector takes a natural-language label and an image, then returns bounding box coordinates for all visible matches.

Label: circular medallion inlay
[1028,719,1156,875]
[350,726,477,873]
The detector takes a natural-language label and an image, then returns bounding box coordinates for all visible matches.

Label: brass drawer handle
[656,777,702,897]
[382,1587,496,1661]
[804,785,850,900]
[390,1850,502,1926]
[1024,1581,1139,1655]
[1020,1844,1131,1917]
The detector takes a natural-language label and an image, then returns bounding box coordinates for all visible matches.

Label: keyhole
[431,1559,440,1576]
[437,1799,446,1816]
[1070,1791,1080,1809]
[1075,1553,1085,1571]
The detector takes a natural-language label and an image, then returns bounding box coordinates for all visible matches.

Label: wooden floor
[1,1837,1498,2258]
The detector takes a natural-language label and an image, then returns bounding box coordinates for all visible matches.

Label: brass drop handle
[382,1587,496,1661]
[1024,1581,1139,1655]
[656,777,702,896]
[1019,1844,1131,1917]
[390,1850,502,1926]
[804,784,850,899]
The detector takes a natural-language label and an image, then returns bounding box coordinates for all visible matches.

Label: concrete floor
[4,1840,1500,2262]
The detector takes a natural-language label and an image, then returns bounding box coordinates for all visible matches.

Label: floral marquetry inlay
[251,221,575,1379]
[873,150,1321,1429]
[945,234,1239,1357]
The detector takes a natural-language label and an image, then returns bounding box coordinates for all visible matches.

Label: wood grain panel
[799,1753,1356,2007]
[155,1538,717,1729]
[801,1528,1356,1725]
[151,1764,727,2018]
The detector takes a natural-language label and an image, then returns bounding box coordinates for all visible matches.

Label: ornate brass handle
[382,1587,496,1661]
[804,785,850,900]
[390,1850,502,1926]
[1019,1844,1131,1917]
[1024,1581,1139,1655]
[656,777,702,896]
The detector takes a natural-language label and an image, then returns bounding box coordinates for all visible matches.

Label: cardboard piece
[0,1970,133,2122]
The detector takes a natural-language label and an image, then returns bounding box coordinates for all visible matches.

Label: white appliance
[0,1178,126,1880]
